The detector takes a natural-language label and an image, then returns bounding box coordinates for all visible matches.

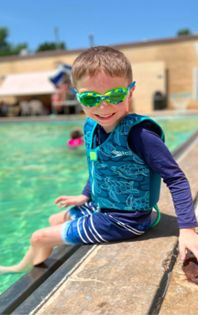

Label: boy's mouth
[95,113,115,120]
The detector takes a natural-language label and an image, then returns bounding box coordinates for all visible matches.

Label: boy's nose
[99,96,109,108]
[100,101,108,109]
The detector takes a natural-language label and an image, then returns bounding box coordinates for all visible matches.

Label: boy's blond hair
[71,46,133,87]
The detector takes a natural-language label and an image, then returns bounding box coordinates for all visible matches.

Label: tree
[0,27,10,51]
[36,41,66,52]
[0,26,67,57]
[12,43,28,55]
[177,28,192,36]
[0,26,28,57]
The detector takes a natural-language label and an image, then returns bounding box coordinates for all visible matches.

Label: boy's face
[76,72,133,133]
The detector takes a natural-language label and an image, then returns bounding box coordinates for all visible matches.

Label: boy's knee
[31,230,46,245]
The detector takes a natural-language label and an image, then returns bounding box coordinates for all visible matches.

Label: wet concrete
[36,138,198,315]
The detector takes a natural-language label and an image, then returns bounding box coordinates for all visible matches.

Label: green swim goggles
[75,81,136,107]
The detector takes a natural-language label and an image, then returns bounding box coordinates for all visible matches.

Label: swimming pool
[0,115,198,294]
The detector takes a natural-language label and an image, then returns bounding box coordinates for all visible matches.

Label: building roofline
[0,34,198,63]
[111,34,198,49]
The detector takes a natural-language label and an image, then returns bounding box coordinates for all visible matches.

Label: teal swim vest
[84,114,165,211]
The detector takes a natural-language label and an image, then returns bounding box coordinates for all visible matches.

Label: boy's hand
[54,194,89,208]
[50,195,89,226]
[179,228,198,262]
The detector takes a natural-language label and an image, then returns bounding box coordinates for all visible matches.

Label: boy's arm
[55,194,89,207]
[55,178,91,208]
[81,177,91,199]
[129,123,198,260]
[52,179,91,226]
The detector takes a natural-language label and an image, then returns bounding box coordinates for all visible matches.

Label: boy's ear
[129,89,134,97]
[129,86,135,97]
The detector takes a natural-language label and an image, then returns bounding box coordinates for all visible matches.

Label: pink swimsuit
[67,137,84,148]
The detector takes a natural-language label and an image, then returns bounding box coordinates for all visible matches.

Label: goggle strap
[128,81,136,91]
[70,87,77,95]
[76,94,80,102]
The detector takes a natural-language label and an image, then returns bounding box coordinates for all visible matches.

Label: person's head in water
[70,128,83,139]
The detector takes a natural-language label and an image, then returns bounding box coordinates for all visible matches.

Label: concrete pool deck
[32,134,198,314]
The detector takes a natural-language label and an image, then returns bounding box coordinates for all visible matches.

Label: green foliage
[177,28,192,36]
[0,26,28,57]
[36,41,66,52]
[0,27,9,44]
[0,27,10,51]
[0,43,28,57]
[0,26,67,57]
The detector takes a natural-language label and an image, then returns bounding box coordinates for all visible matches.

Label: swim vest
[84,114,165,211]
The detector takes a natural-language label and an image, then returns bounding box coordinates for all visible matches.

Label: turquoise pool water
[0,115,198,295]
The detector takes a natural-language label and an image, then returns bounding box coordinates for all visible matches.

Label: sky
[0,0,198,52]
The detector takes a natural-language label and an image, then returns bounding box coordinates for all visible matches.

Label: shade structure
[0,71,56,96]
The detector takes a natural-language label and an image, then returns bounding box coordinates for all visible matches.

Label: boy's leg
[27,202,97,267]
[30,224,65,265]
[0,224,65,273]
[0,203,96,273]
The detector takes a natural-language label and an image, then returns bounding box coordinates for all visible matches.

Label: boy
[1,46,198,273]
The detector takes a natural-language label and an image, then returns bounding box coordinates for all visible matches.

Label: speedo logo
[112,150,132,157]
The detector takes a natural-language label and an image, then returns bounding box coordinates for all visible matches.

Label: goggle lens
[106,88,128,104]
[78,94,101,107]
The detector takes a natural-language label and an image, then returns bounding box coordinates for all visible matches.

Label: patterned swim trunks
[61,202,153,245]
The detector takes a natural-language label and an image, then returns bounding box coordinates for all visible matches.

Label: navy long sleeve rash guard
[82,120,197,229]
